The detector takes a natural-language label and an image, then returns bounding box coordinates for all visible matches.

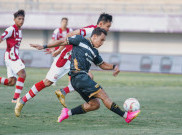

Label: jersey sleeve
[93,50,104,66]
[67,35,82,46]
[52,29,58,40]
[1,26,13,40]
[80,27,94,38]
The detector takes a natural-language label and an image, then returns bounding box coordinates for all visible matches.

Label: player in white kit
[0,10,26,103]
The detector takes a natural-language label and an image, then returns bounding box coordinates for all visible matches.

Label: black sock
[110,102,125,117]
[71,105,86,115]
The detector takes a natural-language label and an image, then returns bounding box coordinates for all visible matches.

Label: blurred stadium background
[0,0,182,73]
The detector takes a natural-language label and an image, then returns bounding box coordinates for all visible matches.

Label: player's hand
[0,37,2,43]
[30,44,44,50]
[113,65,120,77]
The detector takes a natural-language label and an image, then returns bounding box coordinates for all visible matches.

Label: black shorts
[70,72,102,102]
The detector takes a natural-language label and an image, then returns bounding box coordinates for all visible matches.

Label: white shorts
[46,54,70,83]
[5,52,25,78]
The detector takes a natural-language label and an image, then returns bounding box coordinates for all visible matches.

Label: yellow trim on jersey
[74,58,80,71]
[89,88,102,98]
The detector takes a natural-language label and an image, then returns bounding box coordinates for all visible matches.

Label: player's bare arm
[30,38,68,50]
[99,62,120,77]
[52,46,65,57]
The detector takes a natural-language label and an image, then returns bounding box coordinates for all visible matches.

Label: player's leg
[6,58,26,103]
[60,71,93,96]
[0,60,17,86]
[57,72,101,122]
[12,69,26,103]
[58,71,93,106]
[21,78,52,103]
[94,89,140,123]
[54,60,72,107]
[15,67,55,117]
[15,79,50,117]
[20,58,63,104]
[0,76,16,86]
[0,76,9,86]
[58,98,100,122]
[15,60,69,117]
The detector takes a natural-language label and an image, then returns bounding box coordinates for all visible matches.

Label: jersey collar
[13,24,20,31]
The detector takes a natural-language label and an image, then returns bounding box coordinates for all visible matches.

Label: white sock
[68,110,72,116]
[123,112,127,119]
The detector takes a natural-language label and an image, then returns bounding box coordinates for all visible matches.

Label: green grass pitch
[0,67,182,135]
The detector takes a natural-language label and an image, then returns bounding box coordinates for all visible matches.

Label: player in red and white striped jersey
[0,10,26,103]
[48,18,73,86]
[55,13,112,107]
[14,18,73,114]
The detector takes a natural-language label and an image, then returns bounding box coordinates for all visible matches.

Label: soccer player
[14,17,74,116]
[28,27,141,123]
[46,17,73,86]
[0,10,26,103]
[55,13,112,107]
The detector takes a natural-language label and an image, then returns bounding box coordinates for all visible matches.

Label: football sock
[110,102,125,118]
[22,80,45,103]
[71,105,86,115]
[62,83,74,95]
[0,77,9,85]
[13,77,25,99]
[60,88,66,96]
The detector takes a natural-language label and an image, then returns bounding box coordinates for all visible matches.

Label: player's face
[14,16,24,28]
[100,21,111,32]
[93,33,106,48]
[61,19,68,28]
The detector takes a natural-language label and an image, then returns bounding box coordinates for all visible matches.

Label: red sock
[13,77,25,99]
[0,77,9,85]
[22,80,46,103]
[63,86,70,94]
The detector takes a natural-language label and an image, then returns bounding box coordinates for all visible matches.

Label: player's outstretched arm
[99,62,120,77]
[30,38,68,50]
[52,46,65,57]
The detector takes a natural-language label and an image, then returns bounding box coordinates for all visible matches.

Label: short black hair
[61,17,68,21]
[97,13,112,25]
[14,10,25,18]
[91,27,107,37]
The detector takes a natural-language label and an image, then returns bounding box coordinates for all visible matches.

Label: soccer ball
[123,98,140,112]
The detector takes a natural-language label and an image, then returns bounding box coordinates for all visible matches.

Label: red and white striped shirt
[80,25,97,38]
[53,25,97,67]
[1,24,22,61]
[52,28,73,50]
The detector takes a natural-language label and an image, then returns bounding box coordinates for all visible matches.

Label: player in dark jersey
[25,27,140,124]
[55,13,113,107]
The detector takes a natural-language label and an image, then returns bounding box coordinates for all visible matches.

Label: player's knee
[90,99,100,110]
[94,101,100,110]
[8,78,16,86]
[20,73,26,79]
[43,79,53,87]
[18,69,26,79]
